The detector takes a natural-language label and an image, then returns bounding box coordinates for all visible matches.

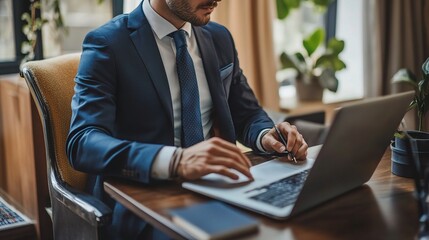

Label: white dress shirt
[144,0,213,178]
[144,0,268,179]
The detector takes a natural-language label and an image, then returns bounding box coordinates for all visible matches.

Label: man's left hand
[261,122,308,161]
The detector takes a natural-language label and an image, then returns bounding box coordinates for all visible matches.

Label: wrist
[257,128,272,153]
[169,147,183,179]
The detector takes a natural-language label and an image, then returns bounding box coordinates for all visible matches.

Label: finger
[206,157,253,180]
[203,165,240,180]
[295,140,308,160]
[207,138,252,168]
[290,134,304,155]
[285,125,298,152]
[263,130,286,152]
[179,161,241,180]
[277,122,298,152]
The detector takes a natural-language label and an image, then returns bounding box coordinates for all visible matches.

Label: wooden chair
[20,53,112,239]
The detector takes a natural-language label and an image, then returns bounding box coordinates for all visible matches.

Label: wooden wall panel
[0,76,52,239]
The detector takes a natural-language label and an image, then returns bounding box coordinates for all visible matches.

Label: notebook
[169,201,258,240]
[183,92,414,219]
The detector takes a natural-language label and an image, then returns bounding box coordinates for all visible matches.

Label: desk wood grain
[104,148,418,240]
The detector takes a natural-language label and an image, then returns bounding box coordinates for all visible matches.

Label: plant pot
[391,130,429,178]
[295,78,324,101]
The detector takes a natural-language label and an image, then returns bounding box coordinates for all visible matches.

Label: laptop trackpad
[251,157,315,180]
[194,157,315,189]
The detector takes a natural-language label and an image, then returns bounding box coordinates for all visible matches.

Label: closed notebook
[169,201,258,240]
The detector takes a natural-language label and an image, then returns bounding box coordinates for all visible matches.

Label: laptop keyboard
[0,200,26,228]
[249,170,310,208]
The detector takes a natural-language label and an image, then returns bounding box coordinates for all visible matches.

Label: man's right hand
[177,137,254,181]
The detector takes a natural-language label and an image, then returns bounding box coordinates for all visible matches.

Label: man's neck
[149,0,186,29]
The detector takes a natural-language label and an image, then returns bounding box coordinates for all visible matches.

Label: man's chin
[190,16,211,26]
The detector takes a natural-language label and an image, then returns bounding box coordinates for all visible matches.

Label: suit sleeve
[66,30,162,183]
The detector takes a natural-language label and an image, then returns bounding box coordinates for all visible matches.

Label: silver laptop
[183,92,414,219]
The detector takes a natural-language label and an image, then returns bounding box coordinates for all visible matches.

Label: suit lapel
[193,26,235,143]
[128,3,174,126]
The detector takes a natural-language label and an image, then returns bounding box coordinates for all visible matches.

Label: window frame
[325,0,338,44]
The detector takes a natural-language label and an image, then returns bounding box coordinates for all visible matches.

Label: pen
[273,125,297,163]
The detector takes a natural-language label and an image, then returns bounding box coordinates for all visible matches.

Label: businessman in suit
[67,0,308,238]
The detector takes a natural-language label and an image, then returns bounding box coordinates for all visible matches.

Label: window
[274,0,364,105]
[42,0,115,58]
[0,0,15,62]
[330,0,364,102]
[0,0,30,74]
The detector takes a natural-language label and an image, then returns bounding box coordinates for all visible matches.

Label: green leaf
[33,2,41,9]
[21,12,31,23]
[276,0,290,19]
[285,0,301,8]
[327,38,345,56]
[394,131,405,138]
[293,52,308,73]
[332,58,346,71]
[311,0,333,7]
[419,77,429,98]
[294,52,306,63]
[423,57,429,80]
[280,52,299,70]
[303,28,325,57]
[22,25,30,35]
[407,100,417,112]
[424,89,429,116]
[315,54,332,68]
[319,68,338,92]
[391,69,418,89]
[276,0,301,19]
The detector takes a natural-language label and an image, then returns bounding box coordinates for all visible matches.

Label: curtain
[364,0,429,130]
[212,0,280,110]
[365,0,429,97]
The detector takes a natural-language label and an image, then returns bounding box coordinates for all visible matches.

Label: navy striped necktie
[169,30,204,147]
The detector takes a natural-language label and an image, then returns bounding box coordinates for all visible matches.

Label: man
[67,0,308,238]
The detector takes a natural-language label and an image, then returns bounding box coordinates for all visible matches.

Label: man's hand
[261,122,308,161]
[177,137,253,181]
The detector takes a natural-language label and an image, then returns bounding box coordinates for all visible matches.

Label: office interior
[0,0,428,239]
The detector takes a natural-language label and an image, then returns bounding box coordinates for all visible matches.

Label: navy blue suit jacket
[66,2,273,238]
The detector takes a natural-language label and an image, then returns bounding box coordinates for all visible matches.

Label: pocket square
[220,63,234,80]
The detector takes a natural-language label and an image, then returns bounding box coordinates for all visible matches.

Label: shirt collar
[142,0,192,40]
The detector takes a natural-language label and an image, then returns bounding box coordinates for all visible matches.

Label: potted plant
[391,57,429,177]
[279,27,346,101]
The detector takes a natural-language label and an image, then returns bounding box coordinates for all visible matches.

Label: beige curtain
[365,0,429,130]
[366,0,429,96]
[212,0,279,110]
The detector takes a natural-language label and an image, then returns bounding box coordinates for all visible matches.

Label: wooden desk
[104,147,418,240]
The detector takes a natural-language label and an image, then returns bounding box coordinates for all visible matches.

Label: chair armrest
[285,111,325,125]
[50,171,112,227]
[294,120,329,147]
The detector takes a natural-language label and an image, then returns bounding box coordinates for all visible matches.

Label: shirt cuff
[151,146,177,179]
[256,128,271,153]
